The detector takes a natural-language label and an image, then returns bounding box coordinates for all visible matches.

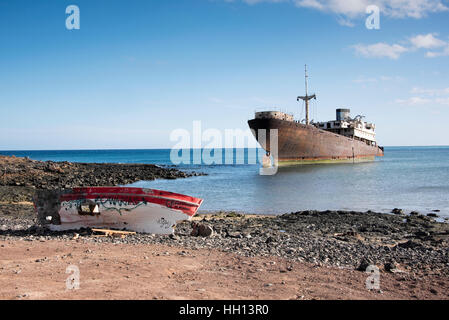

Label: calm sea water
[1,147,448,217]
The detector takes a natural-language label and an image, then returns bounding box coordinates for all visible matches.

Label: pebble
[1,209,448,276]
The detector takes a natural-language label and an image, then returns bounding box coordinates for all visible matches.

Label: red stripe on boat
[59,187,203,216]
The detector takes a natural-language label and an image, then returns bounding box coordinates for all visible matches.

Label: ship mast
[297,65,316,125]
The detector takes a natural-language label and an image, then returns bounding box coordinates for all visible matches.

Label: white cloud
[426,44,449,57]
[352,33,449,59]
[237,0,288,4]
[380,0,448,18]
[209,97,225,103]
[395,96,432,105]
[353,77,378,83]
[336,16,356,27]
[411,87,449,96]
[396,87,449,106]
[410,33,446,49]
[379,75,405,81]
[436,97,449,105]
[352,43,409,59]
[354,75,405,83]
[295,0,371,18]
[230,0,448,21]
[228,0,449,58]
[294,0,324,10]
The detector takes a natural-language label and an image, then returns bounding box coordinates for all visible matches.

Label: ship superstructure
[315,109,379,148]
[248,65,384,164]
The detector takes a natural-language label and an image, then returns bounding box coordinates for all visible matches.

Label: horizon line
[1,145,449,152]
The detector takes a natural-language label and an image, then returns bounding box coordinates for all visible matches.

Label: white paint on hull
[49,200,192,234]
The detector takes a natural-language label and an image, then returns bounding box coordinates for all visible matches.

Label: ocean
[1,147,448,217]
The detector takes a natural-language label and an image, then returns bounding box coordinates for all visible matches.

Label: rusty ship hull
[248,118,384,164]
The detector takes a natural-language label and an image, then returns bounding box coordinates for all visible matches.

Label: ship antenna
[297,64,316,125]
[305,64,308,97]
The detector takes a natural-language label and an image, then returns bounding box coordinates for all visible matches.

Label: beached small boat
[34,187,203,234]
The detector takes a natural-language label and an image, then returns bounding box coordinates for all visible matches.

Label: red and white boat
[34,187,203,234]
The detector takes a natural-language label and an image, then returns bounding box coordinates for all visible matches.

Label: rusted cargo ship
[248,66,384,165]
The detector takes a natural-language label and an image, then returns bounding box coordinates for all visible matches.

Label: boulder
[357,257,374,271]
[384,260,399,273]
[190,222,214,237]
[398,240,422,249]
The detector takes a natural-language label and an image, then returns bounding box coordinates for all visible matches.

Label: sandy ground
[1,239,448,300]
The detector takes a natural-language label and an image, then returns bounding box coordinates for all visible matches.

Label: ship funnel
[336,108,350,121]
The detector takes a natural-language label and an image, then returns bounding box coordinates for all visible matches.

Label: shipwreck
[34,187,203,234]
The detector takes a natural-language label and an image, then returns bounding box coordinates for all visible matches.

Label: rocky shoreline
[0,155,204,204]
[1,210,448,278]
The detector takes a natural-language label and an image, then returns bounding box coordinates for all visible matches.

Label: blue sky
[0,0,448,149]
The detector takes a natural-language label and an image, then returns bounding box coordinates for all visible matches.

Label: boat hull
[248,118,384,164]
[34,187,203,234]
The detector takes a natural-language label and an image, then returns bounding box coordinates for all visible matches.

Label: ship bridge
[315,109,378,147]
